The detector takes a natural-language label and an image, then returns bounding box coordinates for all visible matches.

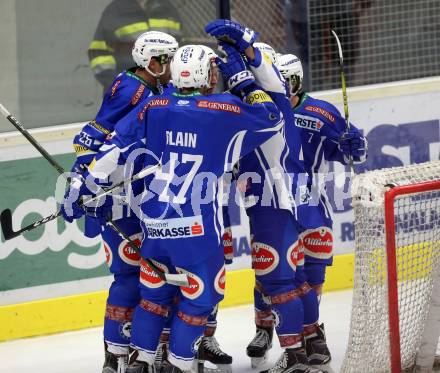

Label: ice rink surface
[0,290,352,373]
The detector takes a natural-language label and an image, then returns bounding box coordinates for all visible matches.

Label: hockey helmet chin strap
[146,53,171,78]
[146,64,166,78]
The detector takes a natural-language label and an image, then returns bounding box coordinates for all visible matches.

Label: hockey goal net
[341,161,440,373]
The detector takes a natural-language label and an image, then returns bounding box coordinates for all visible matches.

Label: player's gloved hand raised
[216,42,255,95]
[205,19,259,53]
[339,129,368,159]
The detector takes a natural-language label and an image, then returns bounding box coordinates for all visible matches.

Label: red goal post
[342,161,440,373]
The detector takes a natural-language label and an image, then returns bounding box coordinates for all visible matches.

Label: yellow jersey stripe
[90,55,116,69]
[115,22,149,38]
[73,145,96,156]
[88,40,113,52]
[148,18,181,30]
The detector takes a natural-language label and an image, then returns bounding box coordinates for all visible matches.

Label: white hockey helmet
[200,45,218,62]
[200,45,219,91]
[132,31,179,76]
[170,45,212,89]
[254,42,278,65]
[277,53,303,95]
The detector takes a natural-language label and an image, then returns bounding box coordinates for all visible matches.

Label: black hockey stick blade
[1,208,61,240]
[0,209,15,240]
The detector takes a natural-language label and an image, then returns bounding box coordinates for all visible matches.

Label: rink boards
[0,77,439,341]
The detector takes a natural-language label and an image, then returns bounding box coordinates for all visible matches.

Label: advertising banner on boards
[1,84,439,304]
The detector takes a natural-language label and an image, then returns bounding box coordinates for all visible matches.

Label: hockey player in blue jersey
[62,43,284,373]
[205,20,326,373]
[63,31,179,373]
[274,53,367,366]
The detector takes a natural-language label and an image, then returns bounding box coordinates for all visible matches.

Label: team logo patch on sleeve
[131,84,145,105]
[140,259,169,288]
[294,114,324,132]
[252,242,280,276]
[103,241,112,268]
[246,90,273,105]
[144,216,204,239]
[118,233,142,266]
[196,100,241,114]
[304,105,335,123]
[302,227,333,260]
[214,265,226,295]
[176,268,204,299]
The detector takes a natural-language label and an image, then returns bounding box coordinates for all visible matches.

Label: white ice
[0,289,352,373]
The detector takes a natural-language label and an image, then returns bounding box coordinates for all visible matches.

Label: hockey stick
[1,186,189,287]
[0,102,66,175]
[0,164,159,240]
[0,103,188,286]
[330,29,354,171]
[330,30,350,132]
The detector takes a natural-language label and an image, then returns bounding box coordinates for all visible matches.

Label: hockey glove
[216,42,255,95]
[205,19,259,53]
[339,130,368,161]
[61,176,89,223]
[61,174,113,224]
[70,160,88,175]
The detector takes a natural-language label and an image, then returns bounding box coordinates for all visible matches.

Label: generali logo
[196,100,241,114]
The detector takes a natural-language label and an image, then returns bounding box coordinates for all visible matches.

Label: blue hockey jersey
[290,92,365,227]
[233,51,305,215]
[73,68,159,166]
[91,89,283,265]
[72,69,160,232]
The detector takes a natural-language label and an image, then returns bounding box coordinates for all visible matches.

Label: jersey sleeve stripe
[148,18,181,30]
[90,55,116,69]
[114,22,149,39]
[88,40,114,52]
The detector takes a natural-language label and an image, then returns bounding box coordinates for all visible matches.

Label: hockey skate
[102,347,128,373]
[195,336,233,373]
[246,327,273,368]
[154,342,169,371]
[259,348,326,373]
[304,324,331,366]
[160,361,195,373]
[125,360,155,373]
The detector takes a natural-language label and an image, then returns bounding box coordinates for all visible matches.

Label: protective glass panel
[0,0,218,133]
